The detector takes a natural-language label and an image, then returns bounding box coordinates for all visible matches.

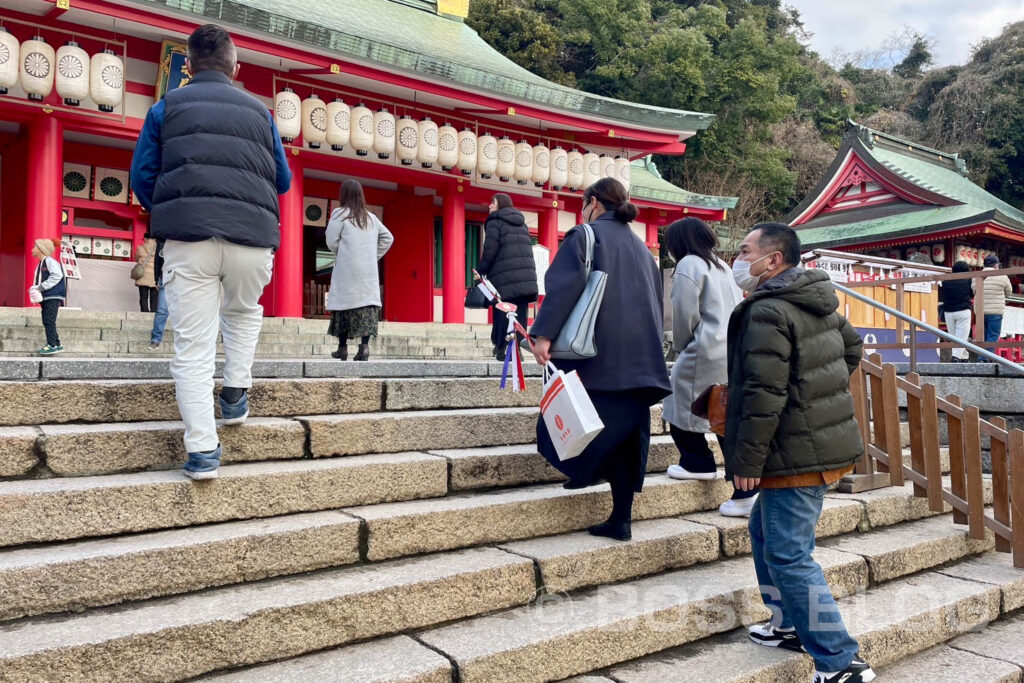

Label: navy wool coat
[530,211,671,403]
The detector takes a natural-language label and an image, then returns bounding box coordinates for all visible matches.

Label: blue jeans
[984,314,1003,343]
[749,485,860,672]
[151,286,168,344]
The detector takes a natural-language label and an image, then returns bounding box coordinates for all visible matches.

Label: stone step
[605,551,1023,683]
[0,511,362,622]
[426,552,1020,683]
[201,635,454,683]
[0,452,447,548]
[344,476,733,562]
[946,612,1024,677]
[875,643,1022,682]
[0,376,546,427]
[0,547,536,682]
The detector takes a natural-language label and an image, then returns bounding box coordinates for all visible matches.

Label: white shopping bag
[540,362,604,461]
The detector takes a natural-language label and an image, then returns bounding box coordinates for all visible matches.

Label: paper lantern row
[953,245,1005,267]
[0,31,123,112]
[274,90,631,192]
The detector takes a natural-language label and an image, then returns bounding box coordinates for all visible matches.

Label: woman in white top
[660,217,756,516]
[325,180,394,361]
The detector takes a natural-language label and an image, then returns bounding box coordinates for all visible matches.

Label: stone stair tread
[343,475,732,561]
[875,643,1022,682]
[416,548,866,683]
[0,547,536,681]
[948,612,1024,670]
[935,552,1024,613]
[0,511,362,621]
[0,452,447,548]
[200,635,452,682]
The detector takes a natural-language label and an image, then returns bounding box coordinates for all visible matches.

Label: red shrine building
[790,121,1024,275]
[0,0,734,322]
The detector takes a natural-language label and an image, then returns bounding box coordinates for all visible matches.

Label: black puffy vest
[150,70,281,249]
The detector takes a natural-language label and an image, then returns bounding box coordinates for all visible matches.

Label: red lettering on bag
[554,415,564,430]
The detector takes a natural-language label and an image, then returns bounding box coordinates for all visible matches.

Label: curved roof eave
[128,0,715,134]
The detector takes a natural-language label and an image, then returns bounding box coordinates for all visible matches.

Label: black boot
[354,344,370,361]
[331,339,348,360]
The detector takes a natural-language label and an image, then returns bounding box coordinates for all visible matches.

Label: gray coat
[326,209,394,311]
[662,254,742,431]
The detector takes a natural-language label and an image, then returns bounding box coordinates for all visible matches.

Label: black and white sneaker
[748,622,805,652]
[813,654,876,683]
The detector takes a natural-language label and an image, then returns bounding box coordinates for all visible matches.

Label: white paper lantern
[477,132,498,179]
[373,108,395,159]
[614,156,631,194]
[397,116,418,165]
[274,88,301,143]
[456,128,477,176]
[0,28,18,95]
[955,245,969,265]
[567,149,584,190]
[496,136,515,182]
[514,140,532,185]
[300,95,327,149]
[438,123,458,171]
[582,152,601,190]
[550,147,568,190]
[350,104,373,156]
[20,36,54,102]
[55,41,89,107]
[326,98,349,151]
[599,154,615,179]
[931,243,945,263]
[417,117,439,168]
[89,48,123,112]
[531,144,550,187]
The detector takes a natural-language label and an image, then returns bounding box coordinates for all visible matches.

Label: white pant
[163,239,274,453]
[944,309,972,360]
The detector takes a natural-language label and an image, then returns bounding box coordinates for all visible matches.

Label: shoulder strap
[580,223,594,276]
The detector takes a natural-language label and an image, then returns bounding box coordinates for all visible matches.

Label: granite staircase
[0,359,1021,682]
[0,307,496,359]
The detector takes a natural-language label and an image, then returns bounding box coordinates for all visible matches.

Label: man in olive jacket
[725,223,874,683]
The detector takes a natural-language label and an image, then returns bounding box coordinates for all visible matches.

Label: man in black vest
[131,24,292,480]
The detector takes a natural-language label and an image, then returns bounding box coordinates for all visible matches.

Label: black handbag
[465,285,490,309]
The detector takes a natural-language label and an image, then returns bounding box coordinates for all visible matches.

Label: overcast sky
[783,0,1024,67]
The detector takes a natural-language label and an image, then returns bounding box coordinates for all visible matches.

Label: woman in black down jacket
[476,193,538,360]
[530,178,671,541]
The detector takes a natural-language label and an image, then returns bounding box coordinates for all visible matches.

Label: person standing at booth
[133,234,159,312]
[130,23,292,480]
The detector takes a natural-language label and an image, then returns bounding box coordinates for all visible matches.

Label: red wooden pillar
[540,206,558,262]
[442,184,466,323]
[24,115,63,306]
[273,155,303,318]
[646,222,659,250]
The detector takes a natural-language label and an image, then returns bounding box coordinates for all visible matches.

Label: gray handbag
[548,223,607,360]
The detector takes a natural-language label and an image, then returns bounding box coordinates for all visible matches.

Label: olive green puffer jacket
[724,268,864,479]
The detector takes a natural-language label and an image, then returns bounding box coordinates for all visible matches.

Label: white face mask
[732,252,775,291]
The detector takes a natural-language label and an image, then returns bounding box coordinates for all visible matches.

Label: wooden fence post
[946,395,969,526]
[905,372,926,498]
[962,405,987,541]
[850,363,872,474]
[990,417,1011,553]
[881,361,904,486]
[1009,428,1024,569]
[921,383,945,512]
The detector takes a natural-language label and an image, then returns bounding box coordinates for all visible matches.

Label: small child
[30,238,66,355]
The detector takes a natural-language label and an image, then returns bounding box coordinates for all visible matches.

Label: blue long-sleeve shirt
[130,97,293,212]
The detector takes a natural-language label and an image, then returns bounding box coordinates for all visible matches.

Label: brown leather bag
[691,383,728,436]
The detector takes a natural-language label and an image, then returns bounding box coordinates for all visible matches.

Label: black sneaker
[748,622,805,652]
[814,654,876,683]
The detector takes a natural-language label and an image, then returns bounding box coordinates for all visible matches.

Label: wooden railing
[303,281,330,319]
[846,353,1024,568]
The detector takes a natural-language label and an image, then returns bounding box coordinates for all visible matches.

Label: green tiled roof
[132,0,715,133]
[797,204,988,249]
[630,157,738,210]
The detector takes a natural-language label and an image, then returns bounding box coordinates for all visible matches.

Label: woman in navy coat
[530,178,671,541]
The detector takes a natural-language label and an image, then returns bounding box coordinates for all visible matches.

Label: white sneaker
[667,465,718,481]
[182,468,218,480]
[719,494,758,517]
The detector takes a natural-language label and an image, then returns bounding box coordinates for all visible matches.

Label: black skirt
[536,389,653,492]
[328,305,380,339]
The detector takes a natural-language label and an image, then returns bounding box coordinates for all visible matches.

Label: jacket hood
[489,206,526,226]
[748,267,839,316]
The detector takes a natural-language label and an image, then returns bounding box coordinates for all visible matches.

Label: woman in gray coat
[661,218,756,516]
[326,180,394,361]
